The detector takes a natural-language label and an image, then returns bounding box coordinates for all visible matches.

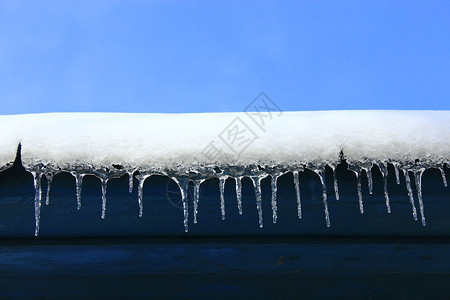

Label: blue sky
[0,0,449,114]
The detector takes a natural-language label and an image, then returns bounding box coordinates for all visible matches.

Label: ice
[251,176,264,228]
[363,166,374,195]
[378,163,391,213]
[271,174,279,224]
[44,173,55,205]
[293,171,302,219]
[137,173,151,217]
[402,169,418,221]
[172,176,190,232]
[312,169,330,227]
[349,166,364,214]
[439,167,448,187]
[31,170,42,236]
[193,179,204,224]
[393,163,401,185]
[356,169,364,214]
[128,170,135,193]
[414,169,426,226]
[14,158,450,235]
[0,111,448,235]
[100,179,108,219]
[219,176,228,221]
[235,176,243,215]
[332,167,339,201]
[71,172,84,210]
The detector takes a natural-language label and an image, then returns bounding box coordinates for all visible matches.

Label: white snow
[0,110,448,235]
[0,110,448,170]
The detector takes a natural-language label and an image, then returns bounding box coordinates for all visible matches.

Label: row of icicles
[26,162,448,236]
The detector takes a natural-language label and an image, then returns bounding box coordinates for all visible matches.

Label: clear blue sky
[0,0,449,114]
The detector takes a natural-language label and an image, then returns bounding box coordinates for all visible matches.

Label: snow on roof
[0,111,448,169]
[0,111,448,236]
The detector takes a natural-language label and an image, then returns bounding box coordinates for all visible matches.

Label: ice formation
[0,111,448,235]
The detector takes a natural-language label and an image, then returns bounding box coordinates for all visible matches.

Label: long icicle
[128,170,134,193]
[45,173,54,206]
[181,178,190,232]
[74,173,84,210]
[271,174,278,224]
[439,167,448,187]
[193,179,204,224]
[137,175,149,217]
[393,163,401,184]
[352,170,364,214]
[314,169,330,227]
[365,167,373,195]
[332,167,339,201]
[219,176,228,221]
[32,171,43,236]
[235,176,243,215]
[251,176,264,228]
[378,163,391,213]
[293,171,302,219]
[403,169,418,221]
[100,178,108,219]
[173,177,190,232]
[414,169,426,226]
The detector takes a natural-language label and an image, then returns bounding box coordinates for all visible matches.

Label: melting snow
[0,111,448,235]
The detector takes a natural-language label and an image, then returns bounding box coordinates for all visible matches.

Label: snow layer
[0,111,448,235]
[0,111,448,170]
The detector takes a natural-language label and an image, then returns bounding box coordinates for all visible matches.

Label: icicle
[173,177,190,232]
[439,167,448,187]
[313,169,330,227]
[251,176,264,228]
[32,171,43,236]
[365,167,373,195]
[193,179,204,224]
[219,176,228,221]
[378,163,391,213]
[403,169,418,221]
[44,173,54,205]
[271,174,278,224]
[352,170,364,214]
[393,163,401,184]
[128,170,134,193]
[73,173,84,210]
[137,175,149,217]
[414,169,426,226]
[332,168,339,201]
[293,171,302,219]
[137,177,144,217]
[100,178,108,219]
[235,176,243,215]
